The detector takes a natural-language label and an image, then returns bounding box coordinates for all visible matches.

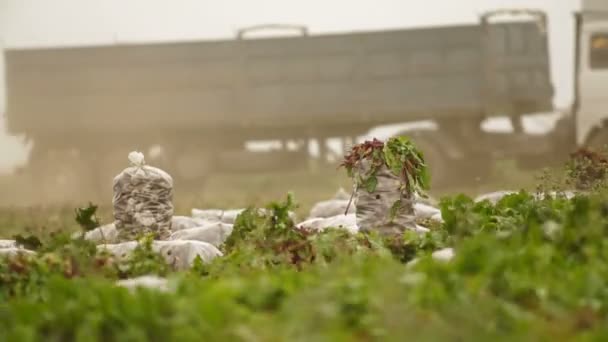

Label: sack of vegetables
[340,136,430,236]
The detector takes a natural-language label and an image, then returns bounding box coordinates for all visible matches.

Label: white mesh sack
[113,151,174,242]
[97,240,223,270]
[71,223,119,244]
[354,160,417,236]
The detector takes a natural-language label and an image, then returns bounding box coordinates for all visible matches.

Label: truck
[2,2,606,203]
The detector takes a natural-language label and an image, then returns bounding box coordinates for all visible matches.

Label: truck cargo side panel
[5,22,553,136]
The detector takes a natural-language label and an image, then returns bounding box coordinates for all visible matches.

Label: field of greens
[1,148,608,341]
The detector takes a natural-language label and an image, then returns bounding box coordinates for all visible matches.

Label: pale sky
[0,0,581,172]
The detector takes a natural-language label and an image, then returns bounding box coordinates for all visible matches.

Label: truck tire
[584,125,608,153]
[26,147,98,205]
[415,139,452,190]
[163,146,215,195]
[394,129,494,192]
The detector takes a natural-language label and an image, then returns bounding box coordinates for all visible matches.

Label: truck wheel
[164,148,215,195]
[94,150,130,203]
[584,126,608,153]
[417,140,451,190]
[27,148,97,205]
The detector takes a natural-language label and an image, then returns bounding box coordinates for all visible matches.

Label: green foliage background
[2,149,608,341]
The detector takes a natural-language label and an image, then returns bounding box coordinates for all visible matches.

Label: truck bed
[4,21,554,136]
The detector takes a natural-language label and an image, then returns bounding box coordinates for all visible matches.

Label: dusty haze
[0,0,579,173]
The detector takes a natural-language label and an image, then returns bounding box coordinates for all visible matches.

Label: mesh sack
[113,152,174,242]
[354,160,416,236]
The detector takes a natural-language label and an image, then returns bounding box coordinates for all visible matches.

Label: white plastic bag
[297,213,359,234]
[0,248,36,257]
[190,209,244,224]
[169,222,234,247]
[413,203,441,220]
[116,275,171,292]
[309,199,353,219]
[0,240,17,249]
[78,223,119,244]
[171,216,212,232]
[113,151,174,241]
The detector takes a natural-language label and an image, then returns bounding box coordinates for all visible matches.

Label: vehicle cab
[575,0,608,148]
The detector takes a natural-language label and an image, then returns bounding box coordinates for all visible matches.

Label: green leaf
[385,137,425,173]
[13,234,42,251]
[364,176,378,193]
[74,202,100,232]
[383,143,402,176]
[419,167,431,190]
[389,199,402,220]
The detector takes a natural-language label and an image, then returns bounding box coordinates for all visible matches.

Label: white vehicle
[400,1,608,187]
[572,0,608,149]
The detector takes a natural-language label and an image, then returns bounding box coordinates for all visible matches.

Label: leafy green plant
[1,212,171,299]
[12,234,42,251]
[224,192,298,252]
[6,155,608,340]
[535,147,608,194]
[212,193,395,273]
[567,147,608,191]
[340,138,385,192]
[0,232,110,299]
[218,193,318,271]
[74,202,101,232]
[383,136,430,194]
[115,234,169,278]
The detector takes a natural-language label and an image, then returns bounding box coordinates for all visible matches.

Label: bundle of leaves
[219,193,317,271]
[340,136,430,196]
[74,202,101,232]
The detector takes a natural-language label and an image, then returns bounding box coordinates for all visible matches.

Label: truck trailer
[3,4,604,202]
